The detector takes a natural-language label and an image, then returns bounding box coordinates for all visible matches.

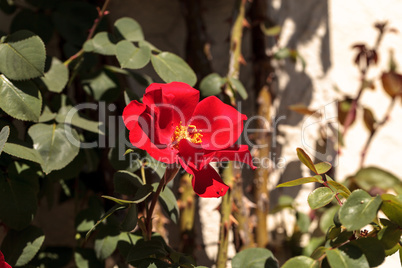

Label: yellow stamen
[171,121,203,149]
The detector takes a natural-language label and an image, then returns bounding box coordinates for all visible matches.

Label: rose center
[171,122,203,149]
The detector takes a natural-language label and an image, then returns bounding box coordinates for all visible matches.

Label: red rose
[123,82,255,197]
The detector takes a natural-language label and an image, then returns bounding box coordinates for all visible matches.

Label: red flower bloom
[0,250,12,268]
[123,82,255,197]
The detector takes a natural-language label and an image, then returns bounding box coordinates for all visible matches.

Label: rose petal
[129,129,177,164]
[184,164,229,198]
[190,96,247,150]
[144,82,200,126]
[203,144,256,169]
[122,100,146,131]
[0,251,11,268]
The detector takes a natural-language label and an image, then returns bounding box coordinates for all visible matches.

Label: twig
[359,97,396,167]
[64,0,111,66]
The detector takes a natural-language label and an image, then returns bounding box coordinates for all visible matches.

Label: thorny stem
[217,0,247,267]
[359,97,396,167]
[63,0,111,66]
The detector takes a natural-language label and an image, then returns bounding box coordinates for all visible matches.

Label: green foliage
[231,248,278,268]
[276,148,402,268]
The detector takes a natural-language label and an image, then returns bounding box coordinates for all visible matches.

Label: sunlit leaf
[0,126,10,155]
[232,248,278,268]
[116,40,151,69]
[228,77,248,99]
[296,147,318,174]
[277,175,322,188]
[28,123,80,174]
[3,142,43,165]
[0,30,45,80]
[41,57,69,93]
[307,187,335,210]
[199,73,225,96]
[56,105,104,134]
[326,246,369,268]
[83,32,116,56]
[114,17,144,42]
[314,162,332,174]
[327,181,351,198]
[339,189,382,230]
[0,75,42,121]
[281,256,318,268]
[151,52,197,86]
[353,167,402,195]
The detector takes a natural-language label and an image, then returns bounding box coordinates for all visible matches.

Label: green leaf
[232,248,278,268]
[85,204,127,238]
[28,123,80,174]
[56,105,104,134]
[0,30,45,80]
[0,125,10,155]
[151,52,197,86]
[326,245,369,268]
[378,220,402,249]
[339,190,382,230]
[319,206,339,233]
[277,175,322,188]
[152,183,180,224]
[281,256,318,268]
[74,248,103,268]
[127,240,168,262]
[314,162,332,174]
[296,147,318,174]
[307,187,335,210]
[302,237,325,257]
[121,204,138,232]
[274,47,291,60]
[39,105,57,122]
[228,77,248,99]
[116,40,151,69]
[114,17,144,42]
[327,180,351,198]
[354,167,402,195]
[41,57,69,93]
[0,75,42,121]
[114,170,143,196]
[350,237,385,267]
[381,194,402,226]
[0,163,39,230]
[1,225,45,266]
[82,69,120,102]
[94,225,120,260]
[199,73,225,96]
[311,247,328,260]
[3,142,43,165]
[296,211,311,233]
[83,32,116,56]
